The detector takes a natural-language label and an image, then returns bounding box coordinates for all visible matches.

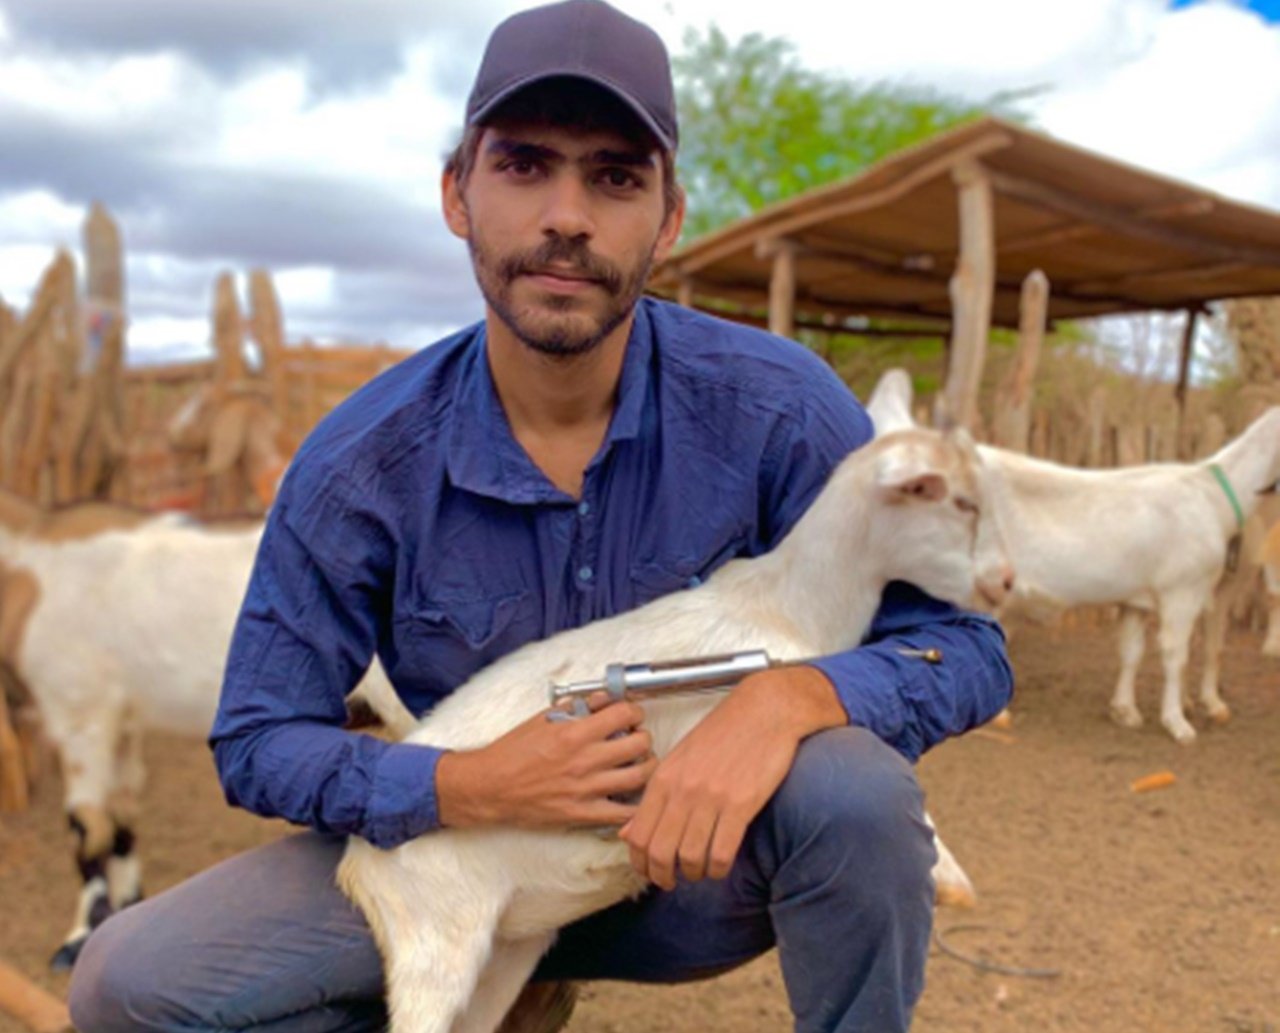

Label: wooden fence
[118,344,410,512]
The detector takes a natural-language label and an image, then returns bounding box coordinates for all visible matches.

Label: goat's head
[867,428,1013,611]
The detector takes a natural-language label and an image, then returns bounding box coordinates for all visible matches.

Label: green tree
[673,26,1024,240]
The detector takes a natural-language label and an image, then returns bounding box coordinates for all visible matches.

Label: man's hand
[618,665,844,890]
[436,698,655,830]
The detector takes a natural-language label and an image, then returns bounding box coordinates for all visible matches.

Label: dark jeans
[68,727,936,1033]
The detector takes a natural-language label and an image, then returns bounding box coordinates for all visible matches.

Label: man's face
[444,121,683,358]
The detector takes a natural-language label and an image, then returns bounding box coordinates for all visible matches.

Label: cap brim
[468,71,675,151]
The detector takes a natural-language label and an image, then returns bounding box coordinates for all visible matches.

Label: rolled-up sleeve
[209,472,442,848]
[810,583,1013,762]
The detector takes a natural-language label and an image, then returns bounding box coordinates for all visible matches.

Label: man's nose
[540,176,594,239]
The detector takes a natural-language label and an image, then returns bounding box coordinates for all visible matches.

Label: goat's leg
[451,933,557,1033]
[339,842,509,1033]
[106,712,145,910]
[1263,567,1280,657]
[1265,599,1280,658]
[51,721,121,970]
[1156,591,1203,745]
[1197,597,1231,725]
[925,814,975,908]
[1109,605,1146,729]
[382,904,506,1033]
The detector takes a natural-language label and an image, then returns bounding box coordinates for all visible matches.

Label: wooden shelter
[651,116,1280,431]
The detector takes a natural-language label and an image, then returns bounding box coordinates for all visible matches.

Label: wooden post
[940,160,995,431]
[1174,307,1198,459]
[213,272,248,386]
[249,269,288,416]
[0,959,71,1033]
[1086,386,1107,467]
[991,269,1049,451]
[84,202,125,314]
[676,276,694,309]
[757,238,798,339]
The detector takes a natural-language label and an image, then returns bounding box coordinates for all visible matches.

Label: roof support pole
[676,276,695,308]
[992,269,1049,452]
[940,160,995,431]
[1174,306,1199,459]
[761,238,798,339]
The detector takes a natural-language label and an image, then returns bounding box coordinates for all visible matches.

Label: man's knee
[765,727,936,890]
[69,906,197,1033]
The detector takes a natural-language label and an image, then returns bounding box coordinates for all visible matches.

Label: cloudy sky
[1,0,1279,362]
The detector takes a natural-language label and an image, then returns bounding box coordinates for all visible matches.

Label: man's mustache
[499,238,624,293]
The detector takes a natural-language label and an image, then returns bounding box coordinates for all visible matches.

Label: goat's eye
[954,496,979,515]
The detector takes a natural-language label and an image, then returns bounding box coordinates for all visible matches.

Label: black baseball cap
[466,0,678,150]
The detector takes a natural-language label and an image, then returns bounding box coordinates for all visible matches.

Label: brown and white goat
[338,426,1011,1033]
[0,489,412,968]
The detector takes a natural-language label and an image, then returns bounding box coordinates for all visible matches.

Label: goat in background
[866,367,1280,744]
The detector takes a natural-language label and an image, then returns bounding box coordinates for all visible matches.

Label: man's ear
[653,183,686,263]
[442,168,471,241]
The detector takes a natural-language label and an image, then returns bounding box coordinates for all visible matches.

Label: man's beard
[468,232,656,358]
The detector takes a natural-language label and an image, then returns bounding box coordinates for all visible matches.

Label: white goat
[0,489,413,968]
[867,367,1280,744]
[338,426,1010,1033]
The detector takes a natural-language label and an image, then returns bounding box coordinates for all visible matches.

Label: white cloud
[274,265,335,310]
[0,49,203,134]
[626,0,1168,98]
[0,189,84,242]
[125,315,212,361]
[1031,1,1280,202]
[214,46,450,209]
[0,243,67,307]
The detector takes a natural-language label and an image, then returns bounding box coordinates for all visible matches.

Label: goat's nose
[975,565,1014,610]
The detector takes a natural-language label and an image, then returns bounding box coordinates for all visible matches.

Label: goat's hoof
[1163,720,1197,745]
[1204,703,1231,725]
[49,936,88,971]
[934,880,977,909]
[1109,704,1143,730]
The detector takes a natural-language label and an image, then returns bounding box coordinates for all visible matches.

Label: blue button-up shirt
[211,298,1012,848]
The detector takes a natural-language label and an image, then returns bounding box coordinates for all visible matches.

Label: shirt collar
[445,303,654,504]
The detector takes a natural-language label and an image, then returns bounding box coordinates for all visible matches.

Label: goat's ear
[876,453,949,503]
[889,472,948,503]
[865,369,917,437]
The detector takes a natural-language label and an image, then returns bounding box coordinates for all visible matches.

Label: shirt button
[578,565,594,582]
[577,501,591,517]
[686,575,702,588]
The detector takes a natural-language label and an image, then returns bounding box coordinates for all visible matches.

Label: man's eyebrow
[485,139,561,162]
[588,149,656,169]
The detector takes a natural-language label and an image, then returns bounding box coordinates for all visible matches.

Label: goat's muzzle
[975,565,1015,610]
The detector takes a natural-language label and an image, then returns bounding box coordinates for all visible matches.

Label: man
[69,2,1012,1031]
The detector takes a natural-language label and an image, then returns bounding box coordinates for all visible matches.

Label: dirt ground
[2,619,1277,1032]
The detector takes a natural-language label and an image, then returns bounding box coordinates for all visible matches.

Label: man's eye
[599,168,639,189]
[501,159,540,177]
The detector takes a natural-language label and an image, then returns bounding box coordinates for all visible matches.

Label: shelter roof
[649,116,1280,329]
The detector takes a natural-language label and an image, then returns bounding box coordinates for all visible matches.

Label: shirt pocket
[629,532,748,609]
[394,588,537,692]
